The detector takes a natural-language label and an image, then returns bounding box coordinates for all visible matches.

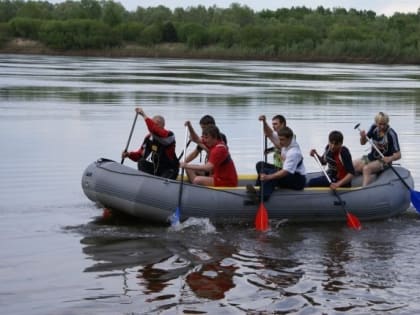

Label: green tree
[102,0,126,26]
[39,19,120,49]
[53,0,85,20]
[138,23,162,45]
[0,0,22,22]
[9,17,42,39]
[178,22,208,48]
[81,0,101,19]
[16,0,53,19]
[140,5,172,25]
[0,22,12,46]
[115,21,144,42]
[224,3,254,26]
[161,21,177,42]
[208,23,239,48]
[328,24,366,41]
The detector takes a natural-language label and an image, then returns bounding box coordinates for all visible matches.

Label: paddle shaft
[313,154,349,210]
[254,121,269,231]
[313,154,330,183]
[121,112,139,164]
[260,123,265,199]
[355,124,411,190]
[264,136,268,163]
[177,139,192,161]
[176,126,189,212]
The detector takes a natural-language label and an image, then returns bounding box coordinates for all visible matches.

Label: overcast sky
[97,0,420,16]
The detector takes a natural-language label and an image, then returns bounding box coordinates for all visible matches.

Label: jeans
[262,172,306,200]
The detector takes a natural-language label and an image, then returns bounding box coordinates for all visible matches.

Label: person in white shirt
[258,126,306,201]
[255,114,286,179]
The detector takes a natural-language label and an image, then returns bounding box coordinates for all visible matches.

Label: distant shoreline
[0,38,413,65]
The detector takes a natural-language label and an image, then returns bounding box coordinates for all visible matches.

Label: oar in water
[121,112,139,164]
[255,122,269,231]
[354,123,420,212]
[171,126,189,226]
[313,154,362,230]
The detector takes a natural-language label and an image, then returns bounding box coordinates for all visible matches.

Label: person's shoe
[245,184,259,204]
[246,184,257,195]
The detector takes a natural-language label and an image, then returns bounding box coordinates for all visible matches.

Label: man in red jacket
[122,107,179,179]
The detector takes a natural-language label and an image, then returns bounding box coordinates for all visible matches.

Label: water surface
[1,55,420,314]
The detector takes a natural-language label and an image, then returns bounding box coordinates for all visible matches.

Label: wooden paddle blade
[255,203,269,231]
[410,189,420,213]
[346,212,362,230]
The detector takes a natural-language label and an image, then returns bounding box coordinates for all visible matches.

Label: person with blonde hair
[353,112,401,186]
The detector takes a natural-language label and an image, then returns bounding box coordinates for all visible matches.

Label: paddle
[121,112,139,164]
[313,154,362,230]
[171,126,189,226]
[264,136,268,163]
[354,123,420,212]
[176,139,192,161]
[255,122,269,231]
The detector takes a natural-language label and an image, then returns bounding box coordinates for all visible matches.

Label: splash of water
[168,217,217,234]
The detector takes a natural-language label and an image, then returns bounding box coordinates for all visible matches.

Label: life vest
[141,131,179,175]
[371,126,389,159]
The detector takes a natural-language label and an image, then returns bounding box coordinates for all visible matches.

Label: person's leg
[362,160,383,186]
[353,156,368,175]
[193,175,214,186]
[261,179,276,201]
[307,176,330,187]
[260,167,279,200]
[353,158,363,175]
[255,161,265,186]
[138,159,154,175]
[255,161,265,173]
[256,162,277,186]
[160,167,179,180]
[276,173,306,190]
[185,168,196,183]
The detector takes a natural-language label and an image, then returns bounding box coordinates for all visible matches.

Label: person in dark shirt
[122,107,179,179]
[308,130,355,189]
[353,112,401,186]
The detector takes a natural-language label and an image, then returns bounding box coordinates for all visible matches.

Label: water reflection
[78,221,310,310]
[323,238,351,292]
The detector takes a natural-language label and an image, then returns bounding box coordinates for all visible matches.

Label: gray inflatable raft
[82,158,414,225]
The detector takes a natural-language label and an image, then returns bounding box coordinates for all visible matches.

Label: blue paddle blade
[171,207,180,225]
[410,189,420,213]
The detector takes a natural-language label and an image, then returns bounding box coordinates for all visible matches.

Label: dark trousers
[255,161,278,186]
[307,176,351,187]
[138,159,179,180]
[262,172,306,200]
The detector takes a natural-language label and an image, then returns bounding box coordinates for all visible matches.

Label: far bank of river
[0,38,411,64]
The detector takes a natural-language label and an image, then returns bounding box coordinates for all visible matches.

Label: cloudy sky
[104,0,419,16]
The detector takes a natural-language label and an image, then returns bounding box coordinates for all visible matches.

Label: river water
[1,54,420,314]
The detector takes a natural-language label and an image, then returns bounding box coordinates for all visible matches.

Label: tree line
[0,0,420,63]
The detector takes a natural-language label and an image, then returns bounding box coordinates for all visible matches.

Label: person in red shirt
[121,107,179,179]
[180,125,238,187]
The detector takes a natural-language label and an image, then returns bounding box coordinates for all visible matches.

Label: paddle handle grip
[354,123,384,158]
